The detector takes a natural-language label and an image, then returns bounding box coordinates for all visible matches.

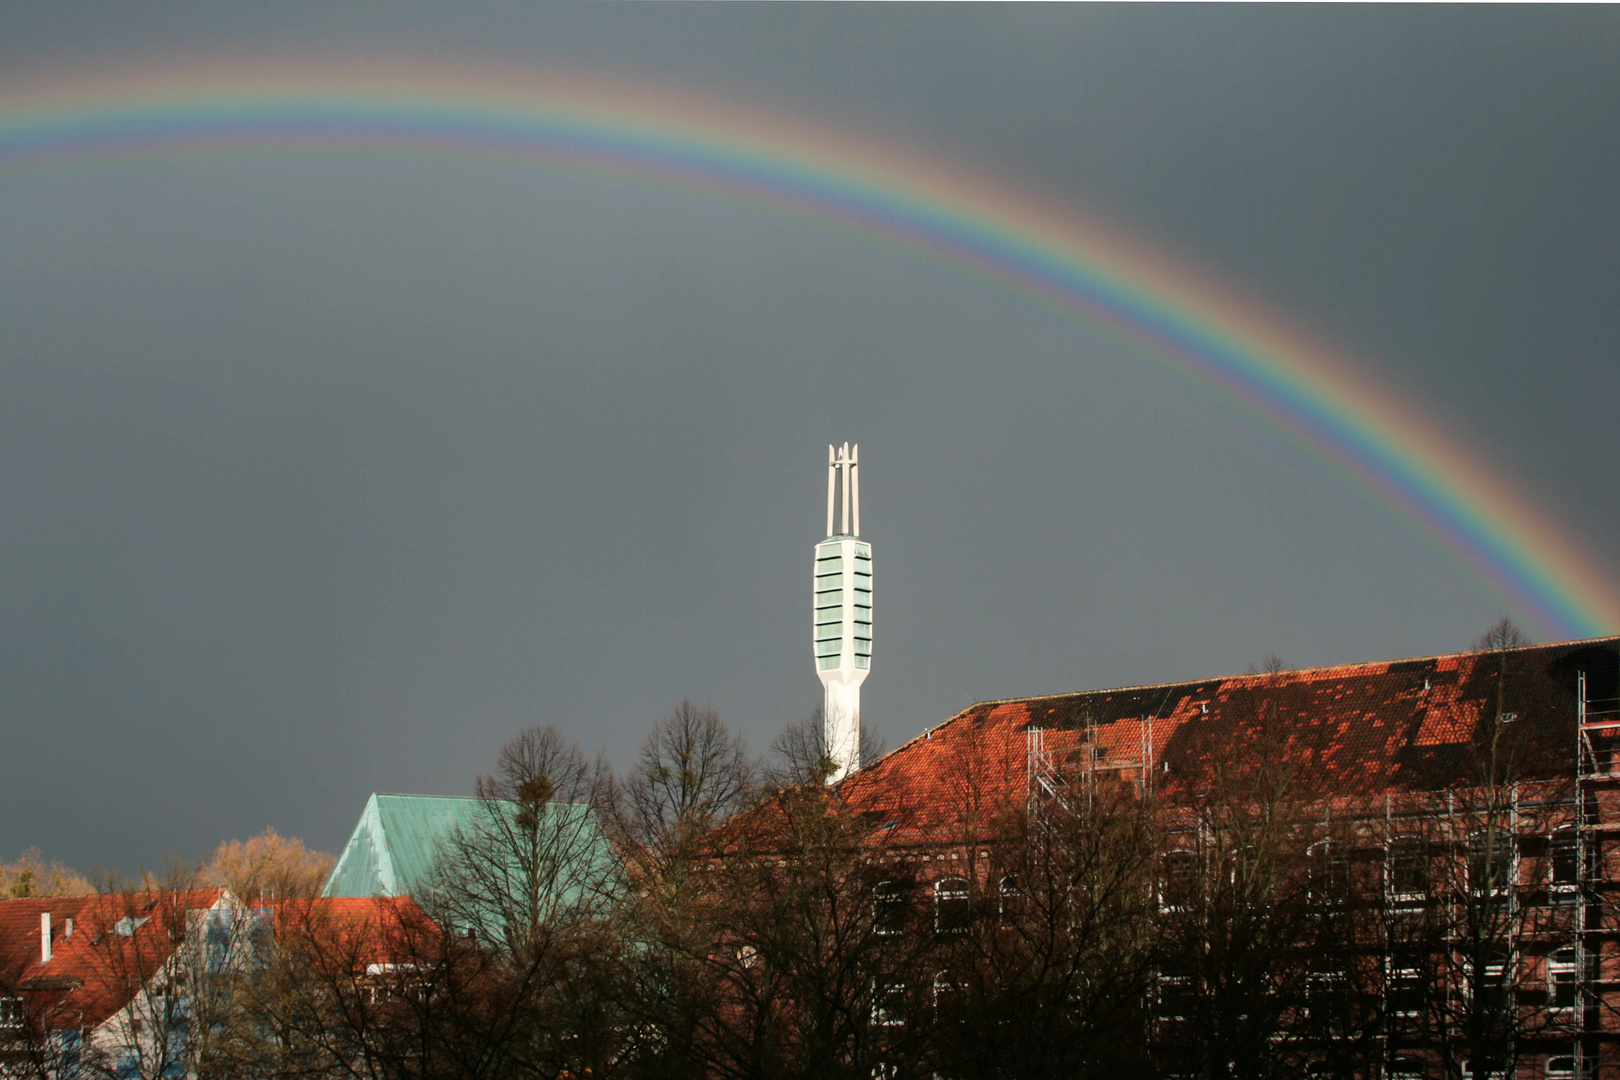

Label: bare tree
[935,778,1161,1080]
[664,785,934,1080]
[429,726,619,961]
[1406,621,1567,1080]
[1147,660,1347,1080]
[1474,616,1532,653]
[211,893,512,1080]
[614,700,759,878]
[418,726,632,1079]
[767,706,884,788]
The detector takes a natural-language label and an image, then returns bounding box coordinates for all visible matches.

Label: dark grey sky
[4,5,1619,873]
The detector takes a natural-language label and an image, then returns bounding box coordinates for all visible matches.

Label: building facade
[825,636,1620,1078]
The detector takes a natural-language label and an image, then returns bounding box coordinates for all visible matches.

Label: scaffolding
[1026,715,1156,812]
[1575,670,1620,1075]
[1019,664,1620,1075]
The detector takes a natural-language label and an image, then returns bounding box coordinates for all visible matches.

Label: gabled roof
[323,793,611,902]
[0,892,432,1031]
[836,637,1618,844]
[0,889,227,1030]
[324,794,489,899]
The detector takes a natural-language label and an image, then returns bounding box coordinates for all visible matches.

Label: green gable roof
[324,794,491,899]
[322,793,618,906]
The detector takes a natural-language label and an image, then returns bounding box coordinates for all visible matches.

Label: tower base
[820,675,865,783]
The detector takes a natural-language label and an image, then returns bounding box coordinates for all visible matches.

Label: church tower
[814,443,872,783]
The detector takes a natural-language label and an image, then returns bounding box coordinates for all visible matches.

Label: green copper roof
[324,793,490,899]
[324,789,621,924]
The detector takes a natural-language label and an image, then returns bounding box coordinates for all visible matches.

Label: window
[932,970,965,1014]
[1309,840,1350,903]
[1304,966,1349,1023]
[1387,1058,1428,1080]
[1462,1060,1507,1080]
[1545,1056,1595,1080]
[1154,965,1197,1023]
[873,881,906,936]
[206,909,234,974]
[1160,850,1198,912]
[1466,946,1512,1015]
[57,1029,81,1071]
[1550,831,1580,905]
[1387,952,1427,1017]
[871,981,906,1027]
[934,877,970,934]
[1469,829,1515,894]
[0,996,22,1030]
[161,1032,186,1080]
[363,962,426,1005]
[1388,836,1429,901]
[1548,946,1579,1012]
[1551,832,1579,885]
[998,875,1021,925]
[1225,843,1264,894]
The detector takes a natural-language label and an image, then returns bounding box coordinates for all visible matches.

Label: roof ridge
[373,792,483,800]
[371,792,592,806]
[955,635,1620,710]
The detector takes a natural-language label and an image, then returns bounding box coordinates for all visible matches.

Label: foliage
[203,828,335,902]
[0,847,93,898]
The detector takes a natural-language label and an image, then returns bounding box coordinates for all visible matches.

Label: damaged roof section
[836,637,1620,843]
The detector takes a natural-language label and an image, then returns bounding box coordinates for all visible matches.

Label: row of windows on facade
[872,876,976,935]
[1165,1059,1597,1080]
[868,973,1594,1080]
[1109,1057,1587,1080]
[1323,1059,1591,1080]
[872,873,1592,1021]
[1156,831,1589,911]
[876,830,1591,938]
[1155,943,1589,1019]
[1312,1058,1589,1080]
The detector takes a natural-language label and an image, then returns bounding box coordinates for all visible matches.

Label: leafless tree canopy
[1475,615,1532,653]
[477,724,597,807]
[616,700,758,869]
[767,705,884,787]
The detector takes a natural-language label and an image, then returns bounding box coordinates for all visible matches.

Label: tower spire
[826,443,860,537]
[814,444,872,782]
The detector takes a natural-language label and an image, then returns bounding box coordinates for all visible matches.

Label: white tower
[815,443,872,783]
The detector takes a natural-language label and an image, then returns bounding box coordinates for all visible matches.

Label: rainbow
[2,55,1614,639]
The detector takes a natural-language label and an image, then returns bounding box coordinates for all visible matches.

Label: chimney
[64,917,74,939]
[40,912,51,964]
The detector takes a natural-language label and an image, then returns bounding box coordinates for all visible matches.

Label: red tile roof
[835,637,1616,844]
[0,892,425,1031]
[0,889,225,1030]
[272,895,431,969]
